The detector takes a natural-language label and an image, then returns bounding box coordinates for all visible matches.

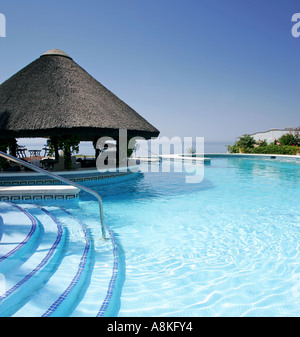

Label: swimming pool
[1,155,300,316]
[83,155,300,317]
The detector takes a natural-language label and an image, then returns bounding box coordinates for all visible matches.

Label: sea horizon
[18,138,233,156]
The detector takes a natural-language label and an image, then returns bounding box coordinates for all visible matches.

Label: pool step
[0,202,120,317]
[0,204,67,317]
[13,206,94,317]
[0,185,80,201]
[0,202,42,275]
[69,210,119,317]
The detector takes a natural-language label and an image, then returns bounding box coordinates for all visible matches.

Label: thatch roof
[0,49,160,140]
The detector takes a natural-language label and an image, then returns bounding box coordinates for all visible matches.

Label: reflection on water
[82,157,300,317]
[80,162,214,202]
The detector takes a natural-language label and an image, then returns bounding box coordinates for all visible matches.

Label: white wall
[249,129,297,144]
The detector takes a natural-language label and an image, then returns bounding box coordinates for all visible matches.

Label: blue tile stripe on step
[0,202,37,263]
[41,207,90,317]
[96,226,119,317]
[0,206,63,302]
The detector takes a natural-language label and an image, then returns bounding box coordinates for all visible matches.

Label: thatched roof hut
[0,49,159,141]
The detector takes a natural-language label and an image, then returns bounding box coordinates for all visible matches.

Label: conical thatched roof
[0,49,159,140]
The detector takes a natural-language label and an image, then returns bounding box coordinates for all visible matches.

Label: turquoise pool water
[79,156,300,316]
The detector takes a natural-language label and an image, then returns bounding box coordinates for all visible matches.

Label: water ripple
[87,158,300,316]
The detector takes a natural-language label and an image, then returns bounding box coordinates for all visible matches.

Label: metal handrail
[0,151,107,239]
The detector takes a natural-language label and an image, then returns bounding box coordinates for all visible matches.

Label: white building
[248,127,299,144]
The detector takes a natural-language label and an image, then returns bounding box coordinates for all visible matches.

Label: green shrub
[227,144,239,153]
[251,144,300,155]
[227,135,256,153]
[257,139,268,147]
[278,131,300,147]
[237,135,256,150]
[228,133,300,155]
[48,136,80,170]
[187,147,196,154]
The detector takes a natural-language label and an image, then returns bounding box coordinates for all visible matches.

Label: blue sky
[0,0,299,142]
